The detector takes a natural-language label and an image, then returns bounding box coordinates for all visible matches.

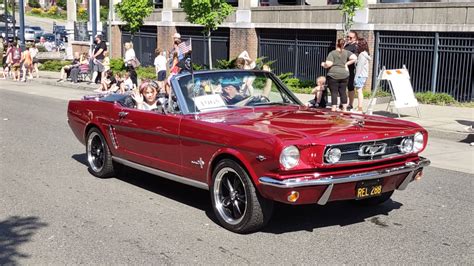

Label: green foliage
[110,58,125,72]
[339,0,364,33]
[100,6,109,22]
[181,0,234,35]
[30,7,42,14]
[39,60,73,72]
[115,0,153,35]
[28,0,41,8]
[215,58,236,70]
[57,0,67,10]
[363,89,390,98]
[47,5,58,15]
[415,92,456,105]
[77,6,88,21]
[135,66,156,80]
[28,6,67,20]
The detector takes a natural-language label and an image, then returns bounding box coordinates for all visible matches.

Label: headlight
[413,132,424,152]
[279,146,300,169]
[399,138,414,153]
[325,148,341,164]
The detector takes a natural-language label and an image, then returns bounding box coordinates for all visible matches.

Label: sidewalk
[34,71,474,143]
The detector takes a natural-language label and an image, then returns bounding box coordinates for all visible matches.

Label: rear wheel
[354,191,394,206]
[210,159,273,234]
[86,128,114,178]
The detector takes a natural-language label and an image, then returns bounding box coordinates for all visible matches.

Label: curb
[35,78,97,91]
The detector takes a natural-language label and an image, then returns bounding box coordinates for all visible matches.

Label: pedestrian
[154,48,167,92]
[321,38,357,112]
[91,34,107,84]
[354,38,372,112]
[123,42,138,87]
[101,50,111,81]
[0,37,4,70]
[30,44,39,78]
[169,32,183,63]
[235,50,256,70]
[308,76,327,108]
[7,41,22,81]
[20,44,33,82]
[344,30,359,110]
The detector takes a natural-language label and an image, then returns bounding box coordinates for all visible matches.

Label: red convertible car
[68,70,430,233]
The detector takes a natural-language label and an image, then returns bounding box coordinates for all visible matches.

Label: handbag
[130,57,141,68]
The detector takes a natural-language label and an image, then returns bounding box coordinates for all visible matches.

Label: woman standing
[124,42,138,87]
[321,38,357,112]
[354,38,371,112]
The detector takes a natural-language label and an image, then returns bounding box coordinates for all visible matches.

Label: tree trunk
[207,31,212,69]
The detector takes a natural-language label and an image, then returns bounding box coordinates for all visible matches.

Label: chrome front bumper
[259,157,430,205]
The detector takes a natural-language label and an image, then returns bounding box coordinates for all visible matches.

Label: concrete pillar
[229,28,258,61]
[65,0,77,59]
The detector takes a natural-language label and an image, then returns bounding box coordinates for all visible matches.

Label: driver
[221,84,245,105]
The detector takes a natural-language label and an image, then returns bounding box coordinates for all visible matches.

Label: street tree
[115,0,153,37]
[182,0,234,69]
[339,0,364,35]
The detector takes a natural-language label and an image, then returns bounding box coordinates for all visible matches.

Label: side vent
[108,125,119,149]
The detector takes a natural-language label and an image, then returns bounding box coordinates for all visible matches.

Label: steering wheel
[244,95,271,106]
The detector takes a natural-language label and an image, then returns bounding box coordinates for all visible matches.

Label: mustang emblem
[358,143,387,158]
[191,158,205,169]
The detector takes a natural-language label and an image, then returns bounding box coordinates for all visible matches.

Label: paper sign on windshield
[194,94,227,110]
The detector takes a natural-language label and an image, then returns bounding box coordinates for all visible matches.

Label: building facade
[98,0,474,101]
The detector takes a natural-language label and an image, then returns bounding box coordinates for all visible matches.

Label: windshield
[176,71,301,113]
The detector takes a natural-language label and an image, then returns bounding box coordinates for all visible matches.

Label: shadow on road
[0,216,48,264]
[455,120,473,143]
[71,153,403,234]
[262,200,402,234]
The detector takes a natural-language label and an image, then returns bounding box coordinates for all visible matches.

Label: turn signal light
[287,191,300,202]
[415,171,423,181]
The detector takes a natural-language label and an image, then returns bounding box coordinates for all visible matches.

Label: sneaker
[347,105,353,111]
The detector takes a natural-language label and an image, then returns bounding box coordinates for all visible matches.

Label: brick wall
[229,28,258,61]
[111,25,122,59]
[157,26,178,54]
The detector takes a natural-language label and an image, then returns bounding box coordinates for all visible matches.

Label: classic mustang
[68,70,430,233]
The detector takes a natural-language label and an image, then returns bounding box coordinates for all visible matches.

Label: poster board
[381,68,419,109]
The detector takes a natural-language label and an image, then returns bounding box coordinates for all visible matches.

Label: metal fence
[122,28,157,67]
[374,31,474,102]
[178,27,230,68]
[74,22,109,42]
[259,29,336,81]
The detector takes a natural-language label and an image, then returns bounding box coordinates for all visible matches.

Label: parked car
[67,69,430,233]
[29,26,44,40]
[0,12,14,23]
[16,27,36,41]
[0,26,14,42]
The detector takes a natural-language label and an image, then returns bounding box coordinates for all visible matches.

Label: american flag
[178,39,192,55]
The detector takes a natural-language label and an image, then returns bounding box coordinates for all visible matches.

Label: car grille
[323,136,410,164]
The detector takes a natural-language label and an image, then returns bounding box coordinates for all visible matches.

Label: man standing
[344,30,359,110]
[91,34,107,84]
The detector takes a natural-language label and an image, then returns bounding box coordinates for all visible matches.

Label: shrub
[77,7,88,21]
[110,58,125,72]
[135,66,156,80]
[415,92,456,105]
[39,60,73,72]
[57,0,67,10]
[47,5,58,15]
[28,0,41,8]
[100,6,109,22]
[30,7,43,14]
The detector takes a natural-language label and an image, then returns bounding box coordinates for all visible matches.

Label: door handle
[118,111,129,118]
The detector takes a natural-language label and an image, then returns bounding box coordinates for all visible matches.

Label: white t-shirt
[142,101,158,111]
[124,49,136,65]
[154,55,167,72]
[124,78,134,91]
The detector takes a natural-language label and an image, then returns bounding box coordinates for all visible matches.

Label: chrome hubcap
[87,132,105,173]
[214,168,247,225]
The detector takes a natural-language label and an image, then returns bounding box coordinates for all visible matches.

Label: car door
[111,104,183,176]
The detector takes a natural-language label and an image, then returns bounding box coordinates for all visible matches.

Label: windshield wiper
[251,102,295,106]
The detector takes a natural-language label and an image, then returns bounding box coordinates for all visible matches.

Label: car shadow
[372,110,410,118]
[0,216,48,264]
[455,120,474,143]
[71,153,403,234]
[261,200,402,234]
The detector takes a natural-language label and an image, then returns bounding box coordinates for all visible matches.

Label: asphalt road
[13,13,66,33]
[0,82,473,264]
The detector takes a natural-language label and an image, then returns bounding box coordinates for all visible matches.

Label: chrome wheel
[213,167,248,225]
[87,131,105,173]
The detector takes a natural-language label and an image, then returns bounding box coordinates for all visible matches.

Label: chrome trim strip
[259,157,430,189]
[317,183,333,205]
[112,157,209,190]
[397,170,415,191]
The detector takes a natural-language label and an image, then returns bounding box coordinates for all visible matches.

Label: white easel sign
[381,68,419,109]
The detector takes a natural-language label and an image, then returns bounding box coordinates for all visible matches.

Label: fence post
[372,31,380,92]
[431,32,439,94]
[294,36,299,79]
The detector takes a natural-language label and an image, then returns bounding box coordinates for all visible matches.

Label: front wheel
[86,128,115,178]
[210,159,273,234]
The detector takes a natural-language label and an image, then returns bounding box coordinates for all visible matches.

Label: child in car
[131,81,160,111]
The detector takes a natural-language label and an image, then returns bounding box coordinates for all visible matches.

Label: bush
[30,7,42,14]
[28,0,41,8]
[77,7,88,21]
[135,66,156,80]
[39,60,73,72]
[100,6,109,22]
[110,58,125,72]
[47,5,58,15]
[57,0,67,10]
[415,92,456,105]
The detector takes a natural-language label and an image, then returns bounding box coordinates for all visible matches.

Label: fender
[206,147,259,186]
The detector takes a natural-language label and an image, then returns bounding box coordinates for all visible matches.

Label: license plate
[356,179,383,199]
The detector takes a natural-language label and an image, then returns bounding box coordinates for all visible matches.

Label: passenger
[221,84,245,105]
[131,81,160,111]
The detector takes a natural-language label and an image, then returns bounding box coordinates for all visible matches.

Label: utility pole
[18,0,25,49]
[11,0,15,39]
[91,0,97,39]
[4,0,7,41]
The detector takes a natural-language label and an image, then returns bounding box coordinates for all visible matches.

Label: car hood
[198,106,421,143]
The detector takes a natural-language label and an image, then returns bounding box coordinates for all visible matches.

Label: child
[101,51,111,81]
[96,70,115,93]
[120,72,135,93]
[354,38,372,112]
[308,76,327,108]
[154,48,167,90]
[131,82,160,111]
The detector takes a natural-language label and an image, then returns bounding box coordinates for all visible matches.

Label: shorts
[157,70,166,81]
[354,76,368,89]
[12,63,21,71]
[93,60,104,72]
